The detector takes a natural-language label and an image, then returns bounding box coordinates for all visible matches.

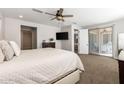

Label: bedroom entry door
[21,25,37,50]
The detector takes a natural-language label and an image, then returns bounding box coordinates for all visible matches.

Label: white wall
[61,25,72,51]
[4,17,61,49]
[61,24,83,52]
[0,13,5,40]
[0,13,2,40]
[0,19,2,40]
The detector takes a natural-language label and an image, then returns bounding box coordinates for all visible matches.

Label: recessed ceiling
[0,8,124,27]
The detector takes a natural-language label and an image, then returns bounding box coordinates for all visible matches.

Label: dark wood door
[21,25,37,50]
[22,30,32,50]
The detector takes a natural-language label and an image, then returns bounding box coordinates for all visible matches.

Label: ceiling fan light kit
[32,8,74,22]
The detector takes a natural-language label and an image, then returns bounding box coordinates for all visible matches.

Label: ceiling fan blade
[45,12,56,16]
[63,15,74,17]
[51,17,57,20]
[32,8,43,13]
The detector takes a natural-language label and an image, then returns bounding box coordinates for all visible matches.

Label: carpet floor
[78,54,119,84]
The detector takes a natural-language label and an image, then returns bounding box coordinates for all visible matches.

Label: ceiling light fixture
[19,15,23,18]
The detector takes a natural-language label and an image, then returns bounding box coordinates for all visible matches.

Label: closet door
[21,30,32,50]
[21,25,37,50]
[78,29,89,54]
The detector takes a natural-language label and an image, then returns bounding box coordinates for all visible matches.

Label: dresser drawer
[42,42,55,48]
[118,60,124,84]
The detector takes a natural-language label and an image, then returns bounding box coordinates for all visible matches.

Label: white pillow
[119,50,124,60]
[9,41,21,56]
[0,48,5,63]
[0,40,14,61]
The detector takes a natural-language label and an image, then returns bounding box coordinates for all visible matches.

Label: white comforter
[0,48,84,84]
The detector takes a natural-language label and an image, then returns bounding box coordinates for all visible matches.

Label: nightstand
[42,42,55,48]
[118,59,124,84]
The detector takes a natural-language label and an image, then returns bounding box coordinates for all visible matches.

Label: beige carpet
[78,54,119,84]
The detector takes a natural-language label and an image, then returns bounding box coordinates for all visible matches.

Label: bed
[0,48,84,84]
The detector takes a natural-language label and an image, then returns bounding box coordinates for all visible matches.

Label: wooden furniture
[118,59,124,84]
[42,42,55,48]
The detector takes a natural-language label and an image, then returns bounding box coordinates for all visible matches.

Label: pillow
[0,48,5,63]
[9,41,21,56]
[119,50,124,60]
[0,40,14,61]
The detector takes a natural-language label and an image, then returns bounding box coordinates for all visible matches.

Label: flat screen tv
[56,32,68,40]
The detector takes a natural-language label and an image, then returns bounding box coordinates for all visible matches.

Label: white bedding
[0,48,84,84]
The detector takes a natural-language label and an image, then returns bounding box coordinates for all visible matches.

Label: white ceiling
[0,8,124,27]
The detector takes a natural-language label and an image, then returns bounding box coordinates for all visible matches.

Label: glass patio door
[89,29,99,54]
[99,27,112,56]
[89,27,112,56]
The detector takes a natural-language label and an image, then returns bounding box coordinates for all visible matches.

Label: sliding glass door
[89,27,112,56]
[89,29,99,54]
[99,28,112,56]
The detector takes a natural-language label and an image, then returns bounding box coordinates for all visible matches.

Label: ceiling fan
[32,8,74,22]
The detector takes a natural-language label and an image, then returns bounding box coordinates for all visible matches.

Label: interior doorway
[21,25,37,50]
[89,27,112,57]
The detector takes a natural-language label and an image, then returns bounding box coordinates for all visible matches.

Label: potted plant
[42,40,46,42]
[49,38,54,42]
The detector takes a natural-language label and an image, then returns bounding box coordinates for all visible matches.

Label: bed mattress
[0,48,84,84]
